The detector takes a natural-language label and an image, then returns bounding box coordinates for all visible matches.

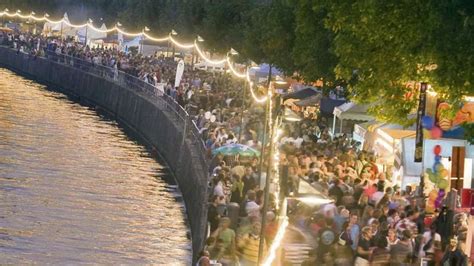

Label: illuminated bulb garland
[0,9,271,105]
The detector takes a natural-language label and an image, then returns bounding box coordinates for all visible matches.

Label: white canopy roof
[77,23,107,40]
[43,13,77,37]
[333,102,374,121]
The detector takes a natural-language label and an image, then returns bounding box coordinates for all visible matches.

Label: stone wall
[0,47,208,262]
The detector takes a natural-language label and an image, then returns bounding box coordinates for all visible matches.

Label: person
[242,167,256,195]
[396,209,419,238]
[354,226,372,266]
[230,174,245,204]
[208,195,221,233]
[420,224,441,263]
[349,213,361,252]
[263,211,278,245]
[245,190,261,218]
[212,217,237,264]
[328,179,344,206]
[317,218,337,260]
[334,221,354,266]
[390,229,414,265]
[237,222,262,265]
[196,250,211,266]
[370,237,390,266]
[440,237,468,266]
[386,228,399,248]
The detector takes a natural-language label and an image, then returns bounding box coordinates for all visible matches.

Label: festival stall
[398,97,474,208]
[76,23,107,46]
[332,102,374,136]
[42,13,77,37]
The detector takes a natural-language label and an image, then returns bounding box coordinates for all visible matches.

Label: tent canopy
[248,63,282,77]
[283,87,320,100]
[77,23,107,40]
[294,93,323,107]
[333,102,374,121]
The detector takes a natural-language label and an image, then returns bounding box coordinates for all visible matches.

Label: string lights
[0,9,271,104]
[0,8,295,262]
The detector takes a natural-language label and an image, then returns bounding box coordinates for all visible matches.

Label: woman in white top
[419,224,441,259]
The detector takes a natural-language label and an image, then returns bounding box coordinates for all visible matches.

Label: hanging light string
[0,10,270,104]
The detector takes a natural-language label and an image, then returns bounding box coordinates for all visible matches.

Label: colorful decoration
[425,145,450,212]
[422,115,434,130]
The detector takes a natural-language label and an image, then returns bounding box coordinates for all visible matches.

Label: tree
[322,0,473,126]
[292,0,337,83]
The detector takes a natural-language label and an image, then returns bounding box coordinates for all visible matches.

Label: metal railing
[43,50,209,170]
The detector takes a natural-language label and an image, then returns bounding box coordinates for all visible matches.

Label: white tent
[121,36,142,52]
[42,13,76,37]
[77,23,107,43]
[332,102,374,136]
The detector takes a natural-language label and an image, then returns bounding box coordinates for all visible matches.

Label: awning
[283,87,320,100]
[294,93,322,107]
[320,98,346,115]
[333,102,374,121]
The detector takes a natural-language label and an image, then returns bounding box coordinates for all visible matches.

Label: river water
[0,69,190,264]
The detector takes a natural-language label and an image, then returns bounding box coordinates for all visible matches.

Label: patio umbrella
[212,143,261,157]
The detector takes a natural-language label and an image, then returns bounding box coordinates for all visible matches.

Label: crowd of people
[1,28,470,266]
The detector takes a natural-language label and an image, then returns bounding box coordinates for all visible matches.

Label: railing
[43,50,209,170]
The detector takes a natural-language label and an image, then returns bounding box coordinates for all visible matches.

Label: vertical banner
[174,60,185,88]
[414,82,427,162]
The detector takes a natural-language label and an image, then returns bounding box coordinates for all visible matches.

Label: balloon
[440,169,449,178]
[438,189,446,198]
[422,116,434,130]
[434,155,442,163]
[434,163,444,173]
[431,126,443,139]
[438,178,449,189]
[426,202,436,214]
[428,172,439,183]
[428,190,438,201]
[433,145,442,155]
[423,129,432,139]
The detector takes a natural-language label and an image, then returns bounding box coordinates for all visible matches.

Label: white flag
[175,59,185,88]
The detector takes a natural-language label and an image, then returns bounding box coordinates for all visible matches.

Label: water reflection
[0,69,190,264]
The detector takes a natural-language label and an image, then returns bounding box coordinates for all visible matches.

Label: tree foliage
[2,0,473,127]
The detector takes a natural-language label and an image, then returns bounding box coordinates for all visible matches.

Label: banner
[175,59,185,88]
[414,82,427,162]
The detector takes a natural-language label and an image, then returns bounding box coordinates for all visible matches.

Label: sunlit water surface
[0,68,190,264]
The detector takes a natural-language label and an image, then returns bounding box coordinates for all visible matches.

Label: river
[0,68,190,264]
